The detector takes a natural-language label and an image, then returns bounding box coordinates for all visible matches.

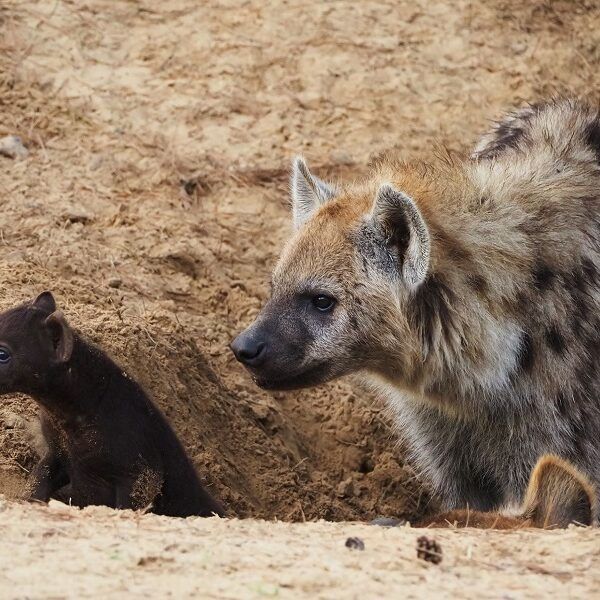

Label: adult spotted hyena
[231,99,600,513]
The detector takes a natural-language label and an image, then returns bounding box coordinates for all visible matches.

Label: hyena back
[231,99,600,514]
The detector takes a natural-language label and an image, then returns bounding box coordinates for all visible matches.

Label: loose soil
[1,498,599,599]
[0,0,599,597]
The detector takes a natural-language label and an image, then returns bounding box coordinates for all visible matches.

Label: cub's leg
[27,451,70,502]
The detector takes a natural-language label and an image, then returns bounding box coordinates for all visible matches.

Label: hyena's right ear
[371,184,431,288]
[522,455,597,528]
[290,156,336,229]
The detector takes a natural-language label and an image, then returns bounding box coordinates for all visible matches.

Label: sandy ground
[1,0,600,596]
[1,497,599,599]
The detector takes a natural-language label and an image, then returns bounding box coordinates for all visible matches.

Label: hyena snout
[231,317,301,388]
[231,308,334,390]
[230,327,267,367]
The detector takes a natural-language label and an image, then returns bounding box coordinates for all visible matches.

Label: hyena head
[231,156,431,390]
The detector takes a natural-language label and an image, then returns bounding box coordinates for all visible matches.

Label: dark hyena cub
[0,292,224,517]
[232,99,600,516]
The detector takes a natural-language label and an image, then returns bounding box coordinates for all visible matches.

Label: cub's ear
[44,311,74,364]
[371,184,431,288]
[33,291,57,314]
[290,156,336,229]
[522,455,597,528]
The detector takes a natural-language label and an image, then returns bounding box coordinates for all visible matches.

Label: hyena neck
[381,168,528,408]
[34,336,120,423]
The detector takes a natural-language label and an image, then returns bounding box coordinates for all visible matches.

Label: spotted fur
[234,99,600,514]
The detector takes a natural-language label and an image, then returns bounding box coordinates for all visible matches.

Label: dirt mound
[0,242,423,522]
[1,0,599,525]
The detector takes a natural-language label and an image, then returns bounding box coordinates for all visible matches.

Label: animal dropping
[345,536,365,551]
[232,99,600,518]
[416,536,442,564]
[0,292,224,518]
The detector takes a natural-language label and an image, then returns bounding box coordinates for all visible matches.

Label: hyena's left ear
[290,156,336,229]
[371,183,431,288]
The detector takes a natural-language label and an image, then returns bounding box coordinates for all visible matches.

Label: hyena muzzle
[231,98,600,516]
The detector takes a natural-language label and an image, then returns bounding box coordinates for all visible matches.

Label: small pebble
[88,154,104,171]
[0,135,28,159]
[64,209,92,224]
[107,277,122,289]
[370,517,403,527]
[330,150,355,166]
[336,478,354,498]
[345,536,365,551]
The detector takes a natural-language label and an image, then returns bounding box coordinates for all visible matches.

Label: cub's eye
[0,347,11,364]
[311,295,336,312]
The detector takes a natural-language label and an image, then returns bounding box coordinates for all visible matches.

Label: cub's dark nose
[231,331,267,367]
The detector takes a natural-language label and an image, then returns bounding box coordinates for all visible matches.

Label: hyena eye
[312,295,336,312]
[0,347,11,364]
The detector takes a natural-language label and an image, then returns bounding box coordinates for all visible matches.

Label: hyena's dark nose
[230,331,267,367]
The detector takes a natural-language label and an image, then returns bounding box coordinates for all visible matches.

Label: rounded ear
[290,156,336,229]
[521,455,597,528]
[44,311,74,364]
[371,184,431,288]
[33,291,57,313]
